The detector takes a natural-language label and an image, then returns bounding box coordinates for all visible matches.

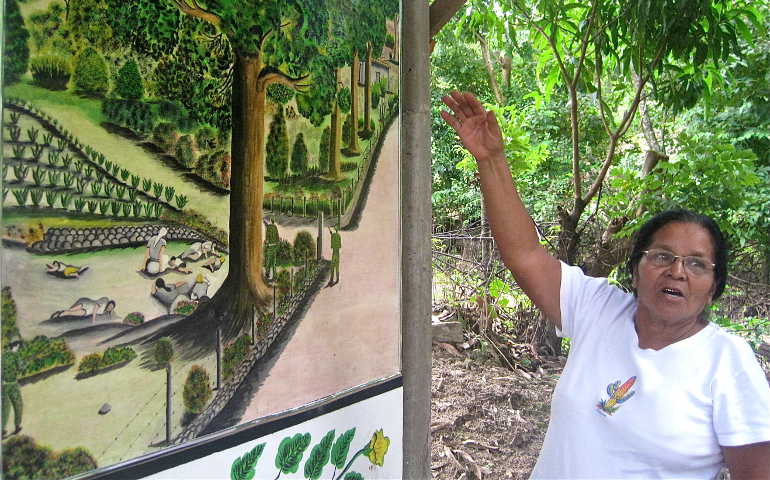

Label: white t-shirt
[530,263,770,479]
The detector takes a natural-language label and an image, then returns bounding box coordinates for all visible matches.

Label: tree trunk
[329,68,343,179]
[165,364,172,444]
[227,54,272,305]
[347,51,361,154]
[477,34,504,105]
[363,44,373,136]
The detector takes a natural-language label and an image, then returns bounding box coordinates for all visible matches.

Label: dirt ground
[430,345,564,480]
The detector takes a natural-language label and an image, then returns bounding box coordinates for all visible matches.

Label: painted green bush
[153,121,177,152]
[266,107,289,180]
[30,55,71,90]
[291,133,308,177]
[319,126,331,174]
[183,365,212,415]
[73,47,109,97]
[2,287,20,348]
[2,436,96,480]
[175,134,196,169]
[18,335,75,380]
[223,335,252,380]
[3,0,29,85]
[115,59,143,100]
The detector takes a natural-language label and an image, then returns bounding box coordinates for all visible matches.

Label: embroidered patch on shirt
[597,376,636,416]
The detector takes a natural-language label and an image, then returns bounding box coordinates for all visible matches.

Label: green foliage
[175,135,196,169]
[371,77,388,108]
[73,47,110,97]
[3,0,30,85]
[154,337,173,366]
[18,335,76,379]
[115,60,144,100]
[337,88,351,113]
[153,121,178,152]
[303,429,335,480]
[293,231,315,264]
[230,444,265,480]
[183,365,212,414]
[330,428,356,470]
[195,124,219,152]
[102,99,158,136]
[124,312,144,325]
[341,115,352,147]
[318,127,331,174]
[2,287,20,347]
[276,239,294,266]
[223,335,252,380]
[30,55,71,90]
[606,133,761,246]
[275,433,312,475]
[291,133,309,176]
[77,346,137,376]
[266,108,289,180]
[174,300,197,316]
[2,436,97,480]
[343,473,363,480]
[267,84,294,105]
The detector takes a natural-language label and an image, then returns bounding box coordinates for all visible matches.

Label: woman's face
[633,222,717,326]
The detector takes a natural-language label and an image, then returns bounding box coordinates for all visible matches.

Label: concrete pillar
[401,1,432,478]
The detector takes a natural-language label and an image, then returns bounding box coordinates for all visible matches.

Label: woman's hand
[440,91,504,162]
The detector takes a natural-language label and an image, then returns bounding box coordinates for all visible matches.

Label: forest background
[431,0,770,359]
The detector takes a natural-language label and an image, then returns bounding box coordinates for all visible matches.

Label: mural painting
[1,0,401,478]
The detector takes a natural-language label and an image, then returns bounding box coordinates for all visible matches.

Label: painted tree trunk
[348,51,361,154]
[363,44,372,135]
[329,68,343,179]
[227,54,271,305]
[165,364,172,444]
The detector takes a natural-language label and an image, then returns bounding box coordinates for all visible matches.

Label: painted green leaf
[275,433,312,474]
[303,429,335,480]
[343,472,364,480]
[230,443,265,480]
[330,428,356,469]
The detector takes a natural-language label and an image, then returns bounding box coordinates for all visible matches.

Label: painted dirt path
[205,118,401,430]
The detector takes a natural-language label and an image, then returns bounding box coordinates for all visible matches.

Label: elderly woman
[441,91,770,478]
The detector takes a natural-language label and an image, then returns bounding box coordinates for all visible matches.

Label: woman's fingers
[464,92,486,117]
[439,109,461,131]
[449,90,475,119]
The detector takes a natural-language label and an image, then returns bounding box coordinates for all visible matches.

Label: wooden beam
[429,0,467,39]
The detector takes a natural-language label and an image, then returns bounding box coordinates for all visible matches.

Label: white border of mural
[144,387,403,479]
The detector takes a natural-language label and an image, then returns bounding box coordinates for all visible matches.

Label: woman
[440,91,770,478]
[50,297,116,323]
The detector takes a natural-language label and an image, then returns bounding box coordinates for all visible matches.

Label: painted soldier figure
[264,218,280,281]
[329,227,341,285]
[2,341,24,437]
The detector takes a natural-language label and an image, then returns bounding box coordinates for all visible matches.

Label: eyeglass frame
[640,248,716,276]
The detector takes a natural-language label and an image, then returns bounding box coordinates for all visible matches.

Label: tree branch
[571,0,599,89]
[258,67,312,92]
[169,0,221,27]
[477,33,504,104]
[430,0,468,39]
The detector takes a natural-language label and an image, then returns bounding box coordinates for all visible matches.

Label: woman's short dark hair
[626,209,728,300]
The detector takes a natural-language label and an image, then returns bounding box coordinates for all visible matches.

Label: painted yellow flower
[366,429,390,467]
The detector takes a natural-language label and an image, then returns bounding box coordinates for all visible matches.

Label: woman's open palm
[440,91,504,162]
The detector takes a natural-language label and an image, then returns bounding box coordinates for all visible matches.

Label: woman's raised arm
[440,91,563,328]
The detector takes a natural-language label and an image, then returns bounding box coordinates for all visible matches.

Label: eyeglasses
[641,249,715,276]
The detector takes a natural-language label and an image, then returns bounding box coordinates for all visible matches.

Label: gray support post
[401,1,432,478]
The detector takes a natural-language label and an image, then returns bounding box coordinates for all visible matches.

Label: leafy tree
[163,0,331,340]
[359,0,398,137]
[3,0,30,85]
[183,365,212,414]
[115,60,144,99]
[73,47,110,97]
[291,133,308,177]
[293,231,315,266]
[66,0,115,50]
[266,108,289,180]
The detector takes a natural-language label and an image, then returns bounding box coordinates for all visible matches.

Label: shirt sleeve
[558,261,624,343]
[713,338,770,446]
